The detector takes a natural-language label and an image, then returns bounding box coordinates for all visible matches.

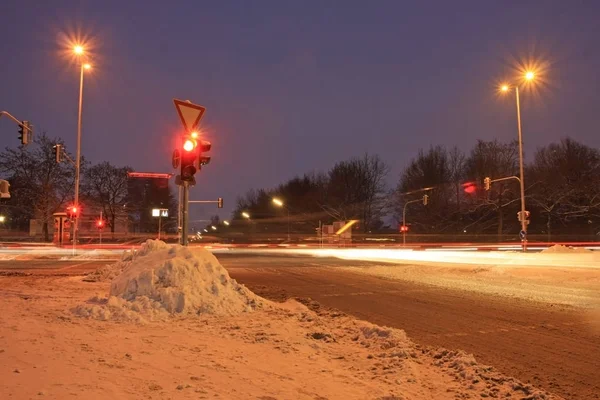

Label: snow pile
[83,240,170,282]
[541,244,591,254]
[75,241,264,321]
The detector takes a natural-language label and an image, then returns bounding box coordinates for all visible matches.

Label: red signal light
[399,225,409,232]
[462,182,477,194]
[183,139,196,152]
[96,220,104,228]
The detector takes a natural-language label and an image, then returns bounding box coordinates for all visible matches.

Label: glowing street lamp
[242,212,250,219]
[211,225,217,231]
[0,215,5,223]
[498,70,538,251]
[223,220,230,226]
[71,43,93,250]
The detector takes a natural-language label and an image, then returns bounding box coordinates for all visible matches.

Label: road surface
[1,252,598,399]
[216,252,600,400]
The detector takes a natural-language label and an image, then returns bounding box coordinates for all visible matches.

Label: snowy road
[217,252,600,400]
[1,250,599,399]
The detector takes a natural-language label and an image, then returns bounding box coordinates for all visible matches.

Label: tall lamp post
[272,198,290,242]
[72,45,91,248]
[500,70,535,251]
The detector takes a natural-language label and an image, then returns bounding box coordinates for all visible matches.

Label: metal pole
[403,202,408,246]
[287,208,290,242]
[515,87,527,251]
[158,214,162,240]
[99,210,102,246]
[182,182,189,246]
[177,185,182,244]
[73,63,84,252]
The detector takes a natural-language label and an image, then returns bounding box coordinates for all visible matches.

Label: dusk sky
[2,1,599,222]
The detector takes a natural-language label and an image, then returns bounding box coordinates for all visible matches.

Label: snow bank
[76,240,264,321]
[541,244,592,254]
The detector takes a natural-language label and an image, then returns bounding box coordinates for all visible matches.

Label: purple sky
[1,1,599,222]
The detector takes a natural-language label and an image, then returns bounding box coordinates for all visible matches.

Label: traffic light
[17,121,31,145]
[517,210,531,222]
[96,219,105,230]
[198,140,212,167]
[400,225,409,232]
[484,177,491,191]
[54,144,63,163]
[217,197,223,208]
[67,206,80,220]
[423,194,429,206]
[462,182,476,194]
[180,135,198,182]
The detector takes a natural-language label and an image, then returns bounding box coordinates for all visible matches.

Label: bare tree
[83,162,131,235]
[0,133,75,241]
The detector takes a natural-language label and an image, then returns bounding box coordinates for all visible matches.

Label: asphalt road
[216,252,600,400]
[1,253,598,399]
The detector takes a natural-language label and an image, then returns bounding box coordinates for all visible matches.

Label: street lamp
[72,45,92,249]
[223,220,230,226]
[499,70,536,251]
[0,215,5,223]
[272,197,290,242]
[242,212,250,219]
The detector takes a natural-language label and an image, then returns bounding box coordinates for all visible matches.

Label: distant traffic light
[18,121,32,145]
[399,225,409,232]
[96,219,105,230]
[180,136,198,182]
[67,206,80,219]
[54,144,63,163]
[517,210,531,222]
[462,182,477,194]
[423,194,429,206]
[484,177,491,191]
[217,197,223,208]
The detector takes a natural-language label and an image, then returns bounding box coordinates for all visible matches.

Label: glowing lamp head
[501,84,509,92]
[83,63,91,70]
[525,71,535,81]
[272,198,284,207]
[183,139,195,152]
[190,131,199,139]
[73,45,84,55]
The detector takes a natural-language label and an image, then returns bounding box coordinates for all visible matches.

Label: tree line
[0,132,176,241]
[232,138,600,239]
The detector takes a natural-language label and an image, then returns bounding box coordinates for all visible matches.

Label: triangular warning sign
[173,99,206,132]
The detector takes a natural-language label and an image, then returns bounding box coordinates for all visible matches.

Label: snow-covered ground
[0,241,561,399]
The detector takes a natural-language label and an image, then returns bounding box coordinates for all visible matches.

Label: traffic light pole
[181,181,190,246]
[402,198,423,247]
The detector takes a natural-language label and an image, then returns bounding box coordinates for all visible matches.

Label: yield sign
[173,99,206,132]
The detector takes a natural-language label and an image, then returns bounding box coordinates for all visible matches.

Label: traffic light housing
[217,197,223,208]
[423,194,429,206]
[18,121,31,145]
[517,211,531,222]
[67,206,80,220]
[484,177,491,191]
[400,225,409,232]
[198,140,211,166]
[180,136,198,182]
[54,144,63,163]
[96,219,105,230]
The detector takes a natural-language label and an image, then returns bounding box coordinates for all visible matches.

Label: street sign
[172,149,181,169]
[173,99,206,133]
[519,230,527,240]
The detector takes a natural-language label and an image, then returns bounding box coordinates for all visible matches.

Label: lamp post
[500,70,535,251]
[72,45,91,249]
[272,198,290,242]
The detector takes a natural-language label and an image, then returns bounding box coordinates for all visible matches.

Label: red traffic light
[399,225,409,232]
[183,138,196,152]
[96,220,105,228]
[462,182,477,194]
[67,205,80,219]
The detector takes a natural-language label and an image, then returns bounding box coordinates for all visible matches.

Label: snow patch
[541,244,592,254]
[75,240,265,321]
